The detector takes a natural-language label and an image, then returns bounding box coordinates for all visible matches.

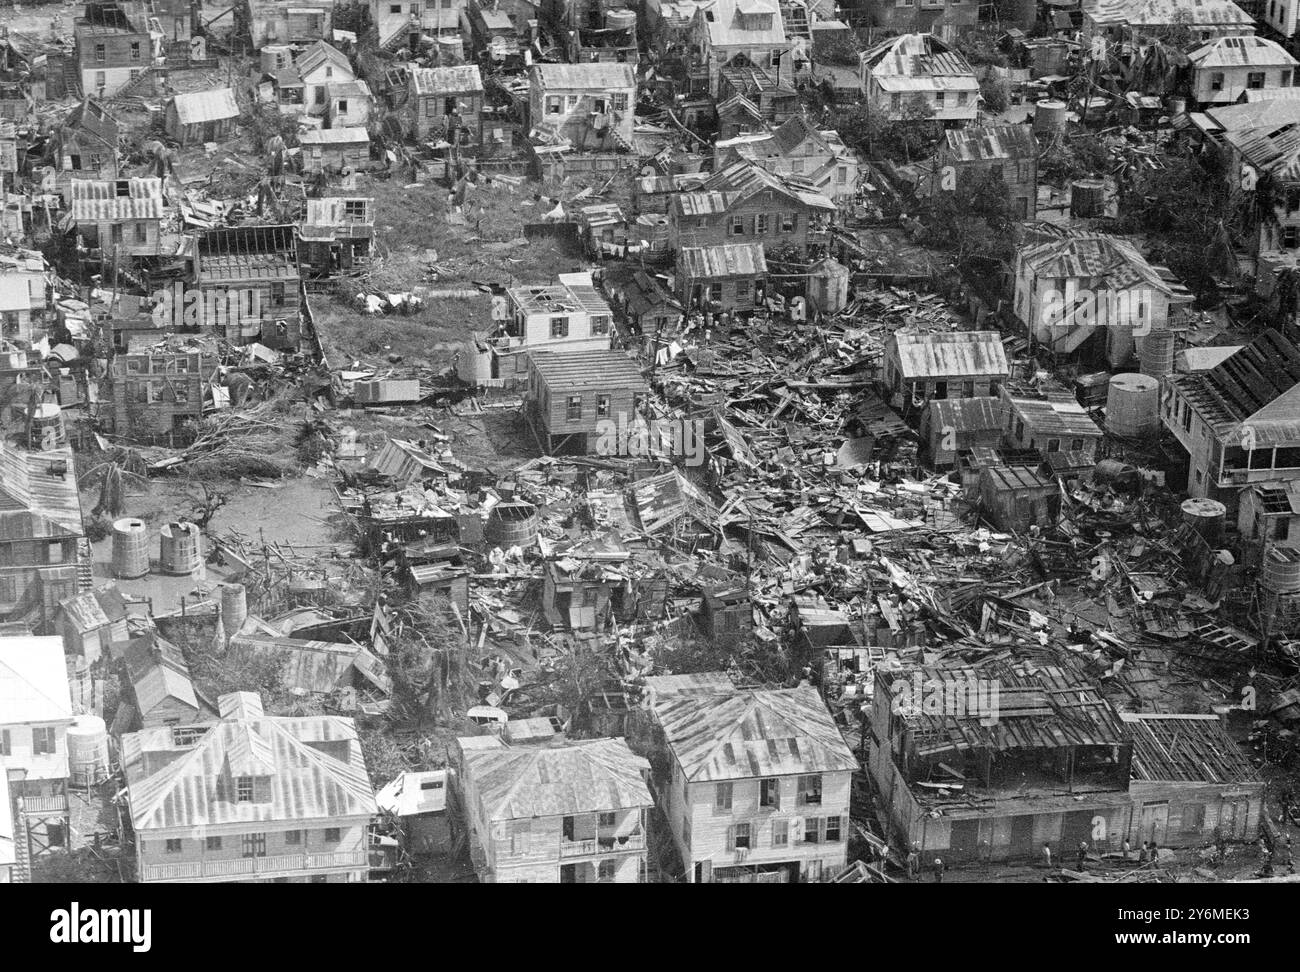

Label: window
[837,167,848,185]
[597,811,617,828]
[285,830,302,845]
[47,541,64,564]
[1071,438,1084,451]
[709,282,723,302]
[0,729,8,756]
[165,838,182,853]
[566,95,579,110]
[715,782,733,811]
[804,817,822,843]
[727,822,751,850]
[1211,72,1225,91]
[271,282,286,306]
[337,99,349,114]
[236,777,255,802]
[597,859,616,882]
[390,3,402,11]
[32,726,56,755]
[324,828,341,843]
[935,91,946,108]
[890,93,901,112]
[111,222,123,245]
[760,778,780,808]
[756,213,769,234]
[242,833,267,858]
[206,836,222,851]
[797,774,822,806]
[781,213,797,233]
[95,72,106,88]
[510,822,530,854]
[1247,72,1266,90]
[957,91,968,106]
[546,96,562,114]
[566,396,582,421]
[825,815,842,842]
[94,43,106,62]
[611,93,628,112]
[772,819,789,846]
[734,279,748,299]
[1047,438,1061,453]
[1182,803,1206,833]
[731,215,746,236]
[791,158,804,174]
[596,394,611,419]
[1285,70,1293,88]
[130,42,141,61]
[1285,225,1300,249]
[134,222,147,244]
[550,316,569,338]
[590,315,610,336]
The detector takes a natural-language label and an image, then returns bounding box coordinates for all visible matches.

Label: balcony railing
[141,849,368,882]
[558,832,646,858]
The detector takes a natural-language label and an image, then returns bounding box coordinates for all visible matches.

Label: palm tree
[78,447,147,518]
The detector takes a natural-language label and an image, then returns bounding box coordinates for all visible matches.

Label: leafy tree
[832,96,941,163]
[925,168,1019,272]
[956,27,1008,68]
[385,599,474,729]
[980,77,1010,115]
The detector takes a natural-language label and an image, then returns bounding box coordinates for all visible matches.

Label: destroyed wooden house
[1162,328,1300,511]
[164,89,240,146]
[630,469,721,548]
[120,691,377,883]
[676,241,768,314]
[248,0,332,48]
[111,630,218,735]
[408,65,485,144]
[716,65,799,135]
[0,247,53,344]
[73,2,153,100]
[868,662,1137,864]
[884,330,1010,416]
[55,584,128,664]
[929,123,1038,220]
[296,197,374,280]
[557,0,638,64]
[1120,713,1263,846]
[230,627,391,699]
[104,333,219,444]
[490,273,615,381]
[298,127,372,174]
[541,540,631,630]
[600,266,683,346]
[646,675,858,883]
[698,587,752,649]
[376,770,448,855]
[921,397,1004,468]
[450,735,653,883]
[368,437,457,487]
[632,172,707,216]
[524,349,648,455]
[401,541,470,613]
[0,440,88,624]
[999,379,1103,459]
[859,33,978,124]
[67,176,165,259]
[194,224,303,350]
[714,115,860,203]
[691,0,787,96]
[55,99,119,193]
[977,464,1060,533]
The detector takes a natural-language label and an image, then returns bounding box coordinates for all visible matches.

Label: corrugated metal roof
[121,702,377,831]
[1223,120,1300,178]
[1206,97,1300,132]
[376,770,447,816]
[672,190,738,216]
[678,241,768,278]
[700,0,786,47]
[654,684,858,783]
[461,738,652,821]
[1018,234,1180,294]
[863,32,978,90]
[70,177,164,221]
[531,62,636,91]
[299,126,370,144]
[295,40,352,81]
[1122,713,1259,783]
[410,64,484,95]
[1189,34,1296,68]
[941,122,1038,163]
[1084,0,1254,28]
[169,88,240,125]
[0,636,72,725]
[890,330,1010,381]
[528,350,647,391]
[928,396,1005,433]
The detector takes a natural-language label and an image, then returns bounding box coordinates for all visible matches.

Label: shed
[921,396,1004,468]
[165,88,240,146]
[977,464,1059,533]
[298,126,370,174]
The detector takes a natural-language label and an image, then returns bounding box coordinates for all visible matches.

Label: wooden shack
[541,542,631,630]
[165,88,240,146]
[978,464,1059,533]
[698,587,751,650]
[525,349,647,455]
[298,127,370,174]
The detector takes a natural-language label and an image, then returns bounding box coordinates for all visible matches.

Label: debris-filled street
[3,0,1300,926]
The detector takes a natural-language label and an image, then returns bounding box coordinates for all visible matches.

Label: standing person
[1078,841,1088,870]
[1042,843,1052,869]
[1122,839,1132,861]
[932,857,945,883]
[906,843,920,880]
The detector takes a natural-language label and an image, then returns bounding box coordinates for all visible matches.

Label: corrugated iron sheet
[678,241,768,278]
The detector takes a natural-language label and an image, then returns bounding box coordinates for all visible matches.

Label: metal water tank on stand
[1138,329,1176,379]
[1181,497,1227,547]
[436,35,463,64]
[1033,100,1067,135]
[1261,543,1300,594]
[604,8,636,31]
[112,518,150,579]
[1106,373,1160,437]
[66,715,110,788]
[1070,178,1107,218]
[159,521,203,576]
[29,403,67,450]
[220,582,248,641]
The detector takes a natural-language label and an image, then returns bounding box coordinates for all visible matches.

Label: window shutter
[725,824,735,851]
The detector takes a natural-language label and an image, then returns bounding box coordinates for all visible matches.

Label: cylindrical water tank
[605,8,636,30]
[1033,100,1067,135]
[260,45,291,73]
[159,521,202,575]
[436,35,463,63]
[220,582,248,640]
[1070,178,1106,218]
[1181,497,1227,546]
[1139,329,1176,379]
[1106,373,1160,437]
[66,715,110,788]
[670,153,704,175]
[486,501,539,548]
[636,213,669,248]
[29,402,67,450]
[112,518,150,579]
[1261,543,1300,593]
[1167,95,1187,117]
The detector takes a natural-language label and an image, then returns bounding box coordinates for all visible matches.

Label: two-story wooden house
[105,332,219,444]
[193,224,302,350]
[55,100,119,197]
[884,330,1010,416]
[121,691,377,883]
[669,159,835,258]
[408,65,485,144]
[296,197,374,281]
[646,675,858,883]
[452,735,653,882]
[528,62,636,152]
[676,241,768,314]
[68,177,165,261]
[691,0,788,97]
[715,114,860,203]
[0,441,88,623]
[73,2,153,99]
[1189,35,1299,107]
[1223,119,1300,269]
[489,271,615,381]
[0,247,54,345]
[928,123,1039,220]
[860,32,978,125]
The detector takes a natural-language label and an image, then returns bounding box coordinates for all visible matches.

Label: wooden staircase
[10,801,32,883]
[63,57,81,100]
[111,66,157,100]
